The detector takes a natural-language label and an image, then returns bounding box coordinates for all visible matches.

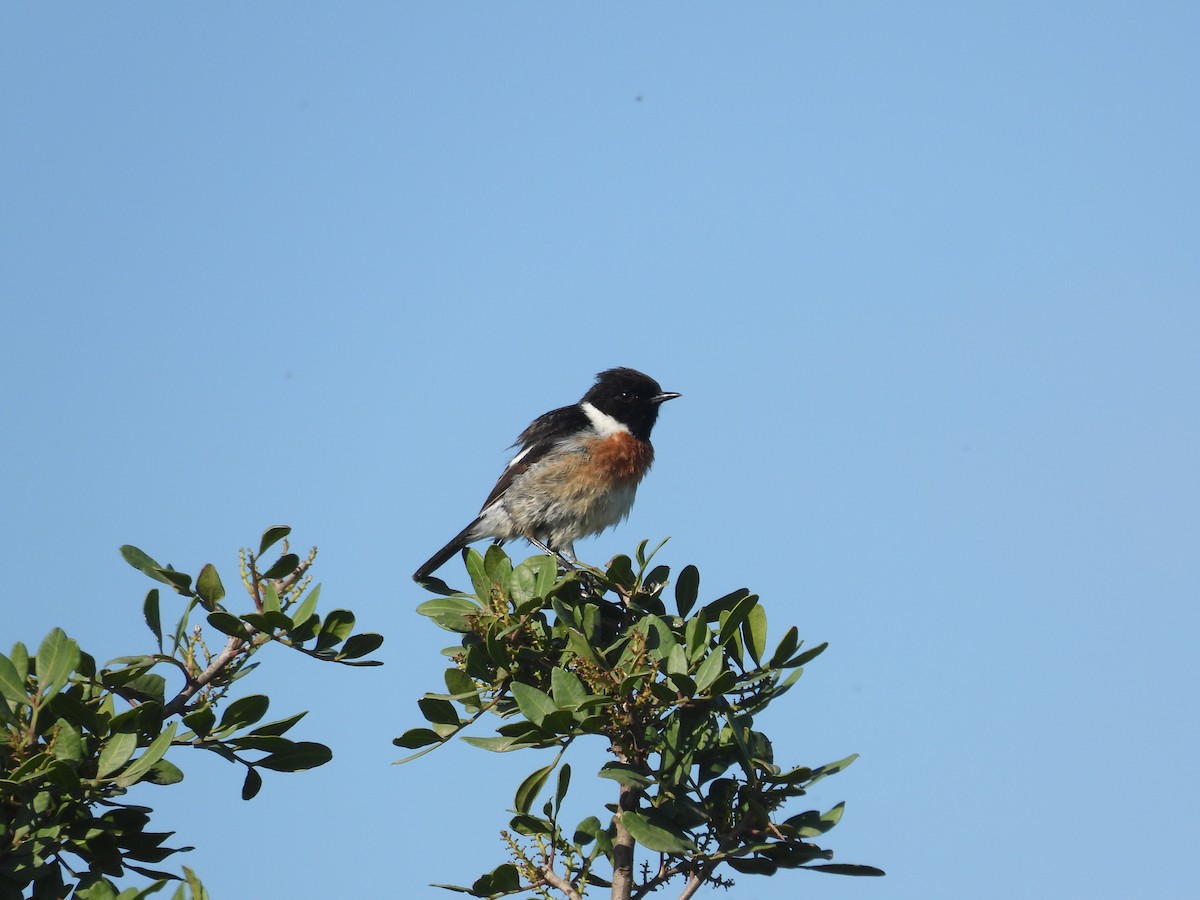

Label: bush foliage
[398,542,881,899]
[0,527,381,900]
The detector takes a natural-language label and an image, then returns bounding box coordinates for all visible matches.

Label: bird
[413,367,680,584]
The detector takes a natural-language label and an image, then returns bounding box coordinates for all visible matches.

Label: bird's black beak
[652,391,681,404]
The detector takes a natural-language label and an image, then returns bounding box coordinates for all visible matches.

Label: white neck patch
[581,401,630,437]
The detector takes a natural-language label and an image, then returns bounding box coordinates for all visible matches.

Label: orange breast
[579,431,654,487]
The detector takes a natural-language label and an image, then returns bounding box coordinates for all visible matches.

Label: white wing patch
[505,445,532,470]
[581,401,630,437]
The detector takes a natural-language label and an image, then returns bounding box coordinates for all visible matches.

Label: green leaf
[620,809,696,853]
[804,864,886,876]
[290,583,321,629]
[727,856,777,875]
[717,593,759,646]
[120,545,174,584]
[183,866,206,899]
[0,652,29,706]
[635,537,670,570]
[509,814,553,836]
[514,761,556,814]
[490,864,521,892]
[598,762,653,789]
[769,626,800,668]
[218,694,270,732]
[256,741,332,771]
[241,767,263,800]
[743,603,767,665]
[465,548,492,600]
[822,801,845,829]
[511,682,556,728]
[666,644,689,677]
[684,613,709,662]
[509,560,537,604]
[315,609,355,651]
[573,816,604,846]
[230,735,294,752]
[124,673,167,705]
[550,667,587,709]
[531,554,557,598]
[206,611,245,637]
[675,564,700,618]
[249,711,307,737]
[555,762,571,807]
[458,862,522,895]
[52,719,84,762]
[702,586,750,622]
[784,642,828,668]
[393,728,442,749]
[155,567,194,595]
[483,543,512,587]
[444,668,481,712]
[787,802,845,837]
[143,589,163,651]
[262,582,281,614]
[183,706,216,740]
[606,554,636,590]
[144,758,184,786]
[97,731,139,778]
[694,648,725,693]
[566,628,599,665]
[261,553,299,580]
[258,525,291,556]
[416,596,480,633]
[36,628,80,701]
[195,564,225,610]
[461,735,536,752]
[809,753,859,784]
[667,671,696,697]
[414,574,458,596]
[336,633,384,660]
[418,697,460,727]
[115,722,179,787]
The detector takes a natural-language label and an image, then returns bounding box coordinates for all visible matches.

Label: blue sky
[2,3,1197,898]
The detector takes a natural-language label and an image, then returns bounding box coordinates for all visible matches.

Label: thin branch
[631,860,692,899]
[162,627,256,718]
[676,871,706,900]
[539,866,583,900]
[271,553,314,597]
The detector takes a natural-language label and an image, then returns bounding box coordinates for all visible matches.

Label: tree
[397,542,882,899]
[0,527,382,900]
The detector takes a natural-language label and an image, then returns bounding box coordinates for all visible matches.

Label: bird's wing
[478,404,591,511]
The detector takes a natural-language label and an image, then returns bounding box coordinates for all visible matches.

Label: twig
[676,871,706,900]
[539,865,583,900]
[162,626,257,718]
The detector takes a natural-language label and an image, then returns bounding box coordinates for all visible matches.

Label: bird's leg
[525,534,555,556]
[556,542,579,568]
[525,535,579,571]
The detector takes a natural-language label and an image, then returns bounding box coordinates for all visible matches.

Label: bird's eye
[617,391,633,402]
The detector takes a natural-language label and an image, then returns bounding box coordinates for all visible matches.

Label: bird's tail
[412,520,480,584]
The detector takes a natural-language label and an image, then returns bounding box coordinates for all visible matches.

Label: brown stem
[162,628,255,718]
[676,872,706,900]
[271,555,313,596]
[611,782,641,900]
[540,865,583,900]
[630,861,690,899]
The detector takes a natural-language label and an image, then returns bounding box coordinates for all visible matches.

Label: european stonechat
[413,368,679,584]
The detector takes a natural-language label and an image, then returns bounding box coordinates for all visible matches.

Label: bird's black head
[581,367,680,441]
